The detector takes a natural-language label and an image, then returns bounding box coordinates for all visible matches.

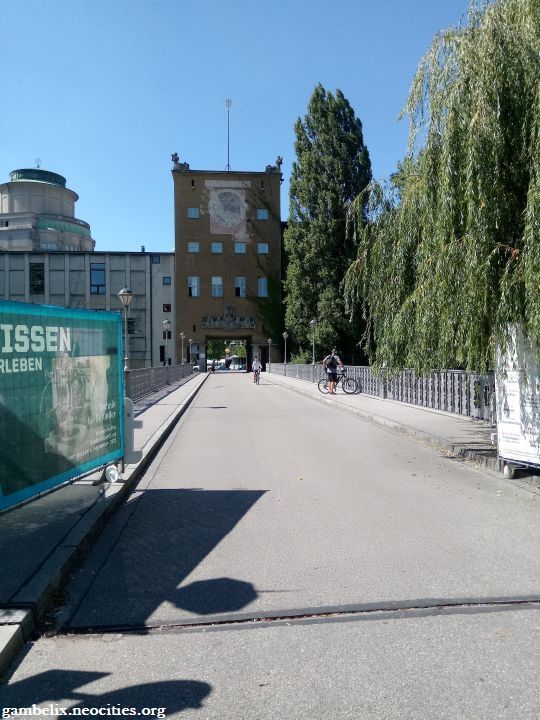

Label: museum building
[0,168,175,368]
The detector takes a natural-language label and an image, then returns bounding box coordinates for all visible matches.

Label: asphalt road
[2,374,539,718]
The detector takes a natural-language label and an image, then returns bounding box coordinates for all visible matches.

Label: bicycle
[254,369,261,385]
[318,369,359,394]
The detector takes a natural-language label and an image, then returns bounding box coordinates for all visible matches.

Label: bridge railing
[269,364,495,422]
[125,364,196,402]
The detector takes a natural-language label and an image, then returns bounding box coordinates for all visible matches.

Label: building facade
[172,157,282,368]
[0,251,175,368]
[0,169,95,252]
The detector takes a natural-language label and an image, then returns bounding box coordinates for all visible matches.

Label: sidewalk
[266,372,540,481]
[0,372,207,677]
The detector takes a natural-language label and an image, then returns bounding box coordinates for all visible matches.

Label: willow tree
[345,0,540,372]
[284,84,372,359]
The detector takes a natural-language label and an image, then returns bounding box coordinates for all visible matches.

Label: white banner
[495,325,540,467]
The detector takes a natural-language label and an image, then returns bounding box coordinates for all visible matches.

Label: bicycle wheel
[342,377,359,394]
[318,378,330,394]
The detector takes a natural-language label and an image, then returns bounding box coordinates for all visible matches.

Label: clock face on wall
[209,189,245,229]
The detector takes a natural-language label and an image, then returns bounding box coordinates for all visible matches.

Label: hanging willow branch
[344,0,540,372]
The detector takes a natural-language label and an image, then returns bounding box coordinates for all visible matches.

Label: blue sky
[1,0,470,252]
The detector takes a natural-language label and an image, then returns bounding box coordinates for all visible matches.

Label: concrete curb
[0,374,208,679]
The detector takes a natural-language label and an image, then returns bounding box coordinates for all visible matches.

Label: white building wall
[150,253,176,366]
[0,251,175,368]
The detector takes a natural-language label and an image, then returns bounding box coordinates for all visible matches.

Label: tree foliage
[284,84,372,360]
[345,0,540,372]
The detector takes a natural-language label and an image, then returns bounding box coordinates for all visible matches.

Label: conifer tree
[284,84,372,360]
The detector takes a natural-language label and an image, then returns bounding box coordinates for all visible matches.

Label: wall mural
[206,180,249,241]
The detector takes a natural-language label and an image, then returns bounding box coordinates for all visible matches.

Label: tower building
[172,155,282,368]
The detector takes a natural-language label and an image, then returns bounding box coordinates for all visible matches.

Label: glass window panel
[212,276,223,297]
[90,262,106,295]
[188,276,200,297]
[234,277,246,298]
[29,263,45,294]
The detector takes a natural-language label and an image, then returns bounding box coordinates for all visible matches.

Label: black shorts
[327,372,338,382]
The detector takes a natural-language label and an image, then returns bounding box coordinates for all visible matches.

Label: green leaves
[346,0,540,372]
[284,85,372,359]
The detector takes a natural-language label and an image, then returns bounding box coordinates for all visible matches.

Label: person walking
[252,356,262,384]
[323,348,344,394]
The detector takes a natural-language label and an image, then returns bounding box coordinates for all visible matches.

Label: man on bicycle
[252,356,262,383]
[323,348,344,395]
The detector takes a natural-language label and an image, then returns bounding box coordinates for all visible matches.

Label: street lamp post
[282,331,289,365]
[309,319,317,365]
[267,338,272,372]
[188,338,193,365]
[163,319,171,366]
[117,287,134,372]
[179,332,185,364]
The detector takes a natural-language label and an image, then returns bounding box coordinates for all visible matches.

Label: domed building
[0,168,95,252]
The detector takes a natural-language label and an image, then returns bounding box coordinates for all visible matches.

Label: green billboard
[0,300,124,512]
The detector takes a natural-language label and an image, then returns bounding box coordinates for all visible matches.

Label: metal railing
[270,364,495,422]
[125,364,196,402]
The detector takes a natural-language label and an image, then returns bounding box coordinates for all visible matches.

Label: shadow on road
[1,669,211,714]
[63,488,265,629]
[175,577,257,615]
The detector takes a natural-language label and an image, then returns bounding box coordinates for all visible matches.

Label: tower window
[234,277,246,298]
[212,276,223,297]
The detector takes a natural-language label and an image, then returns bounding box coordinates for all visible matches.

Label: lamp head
[117,287,134,308]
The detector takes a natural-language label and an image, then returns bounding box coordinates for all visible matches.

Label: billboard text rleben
[0,300,124,511]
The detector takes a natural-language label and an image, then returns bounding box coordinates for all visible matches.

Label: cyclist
[252,356,262,384]
[322,347,344,395]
